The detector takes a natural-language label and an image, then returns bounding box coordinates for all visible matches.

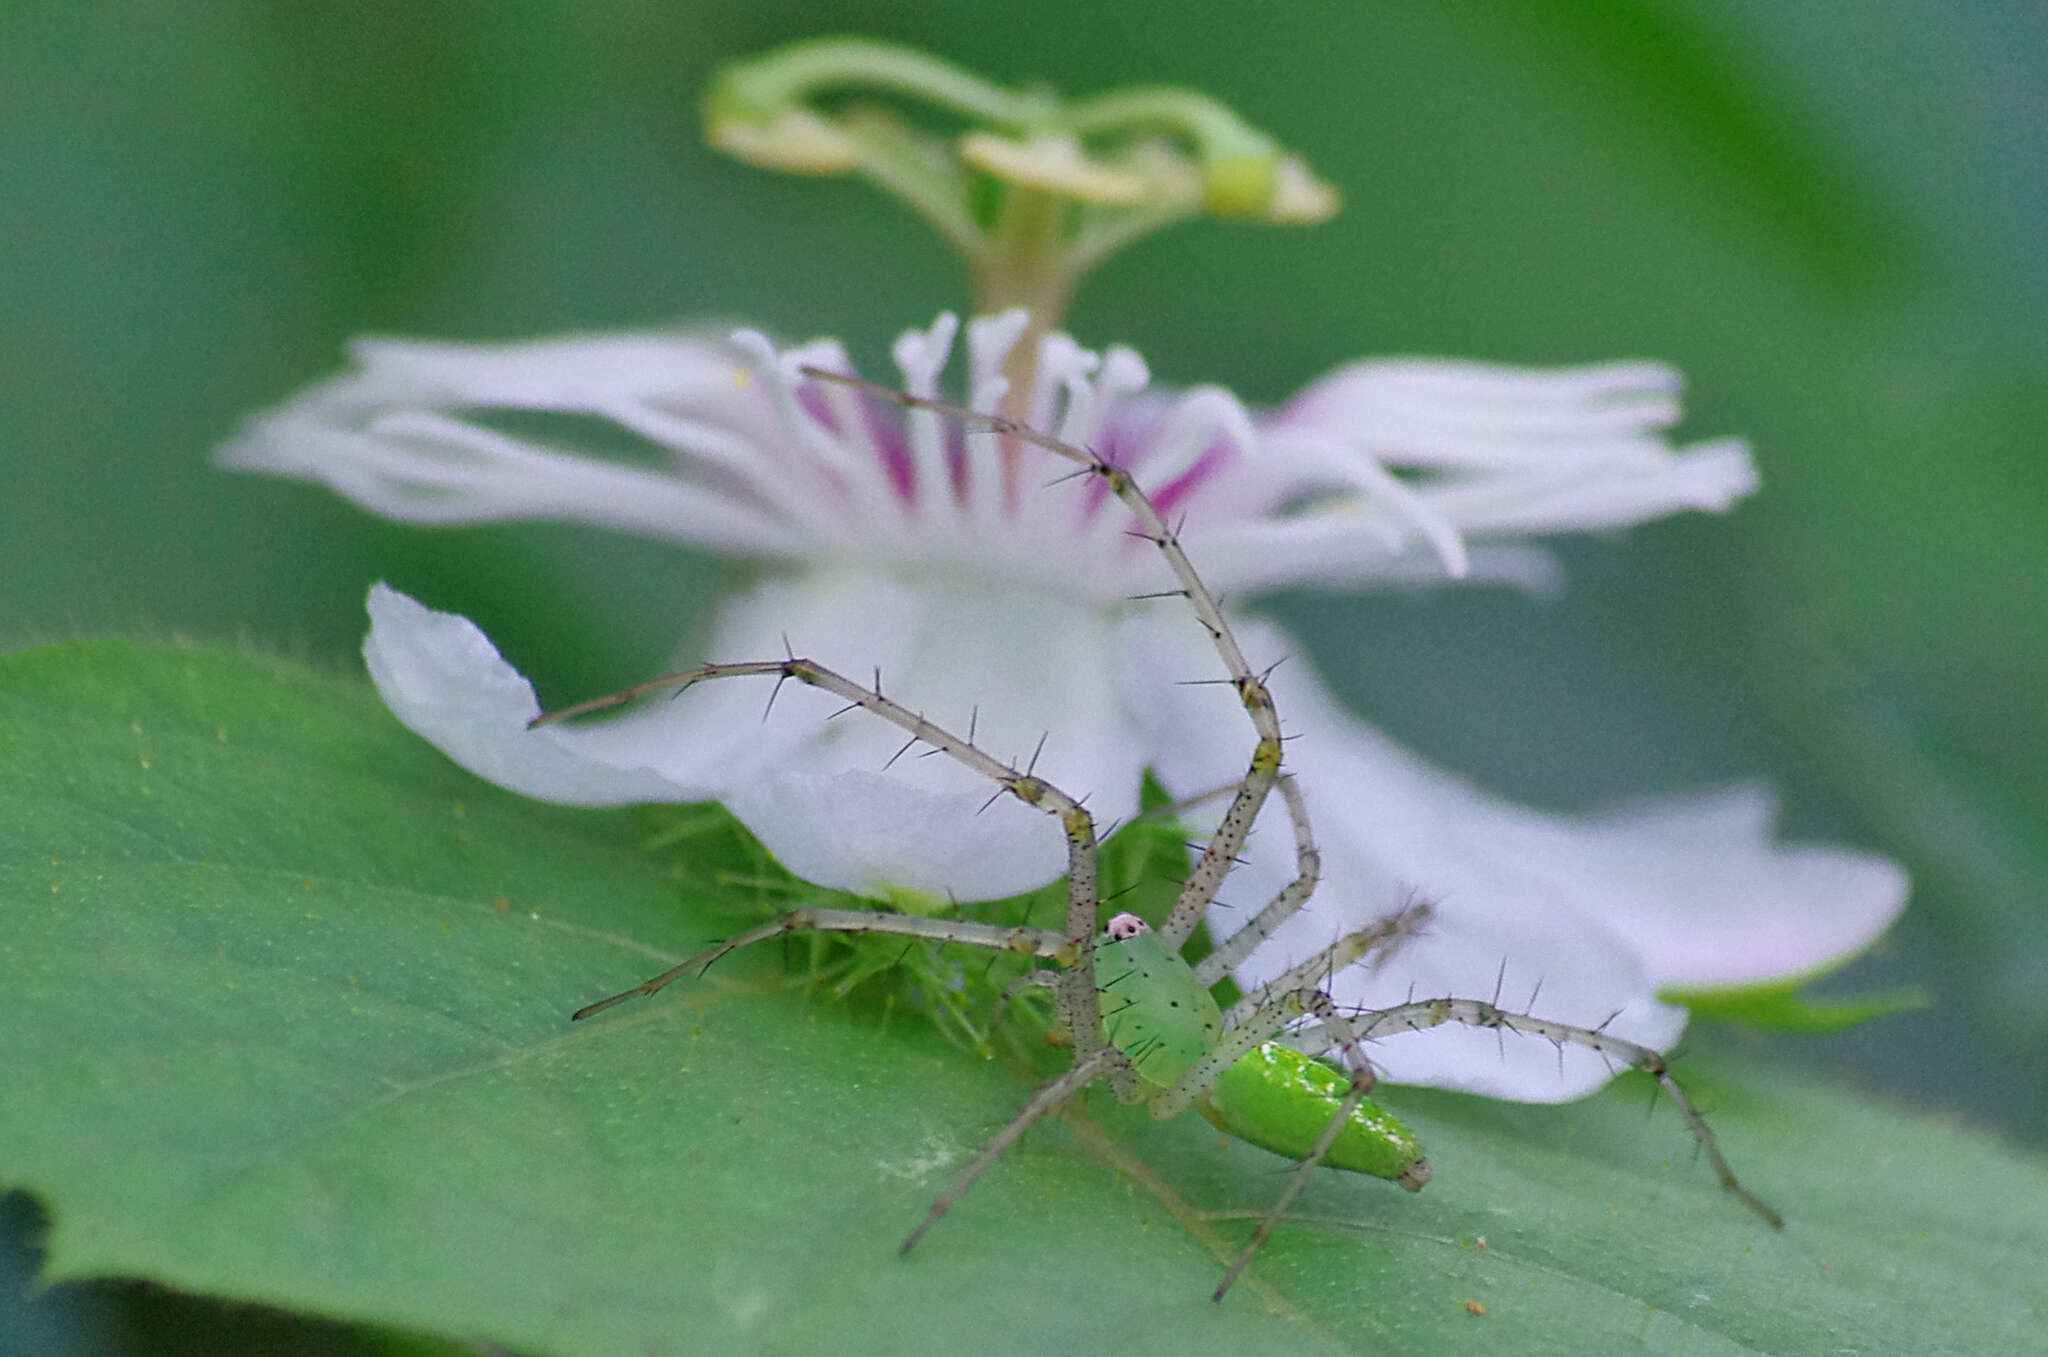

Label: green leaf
[4,641,2045,1355]
[1671,977,1932,1036]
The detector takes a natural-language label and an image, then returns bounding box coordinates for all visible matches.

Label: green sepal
[1201,1044,1429,1186]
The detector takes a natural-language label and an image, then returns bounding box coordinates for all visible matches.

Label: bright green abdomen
[1201,1043,1430,1187]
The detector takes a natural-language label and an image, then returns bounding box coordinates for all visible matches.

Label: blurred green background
[5,0,2044,1345]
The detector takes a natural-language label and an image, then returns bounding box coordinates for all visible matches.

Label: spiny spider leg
[541,364,1778,1301]
[791,368,1467,1299]
[532,654,1125,1093]
[1106,908,1425,1300]
[628,728,1362,1285]
[900,1047,1119,1256]
[825,345,1784,1262]
[1192,773,1321,987]
[1209,992,1402,1301]
[1212,897,1433,1026]
[570,907,1072,1021]
[1282,998,1785,1227]
[988,967,1059,1029]
[800,366,1287,953]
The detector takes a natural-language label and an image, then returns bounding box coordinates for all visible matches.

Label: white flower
[221,312,1905,1099]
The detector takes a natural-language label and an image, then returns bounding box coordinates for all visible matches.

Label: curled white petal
[1026,328,1099,436]
[940,310,1024,537]
[363,583,704,806]
[1186,515,1562,595]
[338,332,751,410]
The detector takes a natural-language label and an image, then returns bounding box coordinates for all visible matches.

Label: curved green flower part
[702,37,1339,330]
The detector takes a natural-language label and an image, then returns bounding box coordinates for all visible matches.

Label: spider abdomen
[1202,1042,1430,1188]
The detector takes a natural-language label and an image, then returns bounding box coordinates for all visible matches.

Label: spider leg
[571,909,1072,1020]
[989,967,1059,1029]
[1215,899,1432,1030]
[1191,774,1320,985]
[900,1047,1121,1255]
[1288,998,1784,1227]
[1209,991,1392,1302]
[802,368,1287,958]
[537,657,1113,1078]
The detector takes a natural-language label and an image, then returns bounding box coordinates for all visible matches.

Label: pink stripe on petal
[793,380,918,503]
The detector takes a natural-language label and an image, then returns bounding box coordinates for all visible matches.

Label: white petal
[1277,357,1685,472]
[1115,610,1905,1099]
[1573,787,1909,990]
[362,583,704,806]
[1417,438,1758,534]
[891,313,963,520]
[636,566,1149,902]
[341,331,746,408]
[219,332,814,557]
[1185,356,1758,590]
[725,770,1061,901]
[734,332,911,535]
[1190,515,1566,595]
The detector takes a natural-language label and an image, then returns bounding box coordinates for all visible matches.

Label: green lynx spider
[535,367,1783,1300]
